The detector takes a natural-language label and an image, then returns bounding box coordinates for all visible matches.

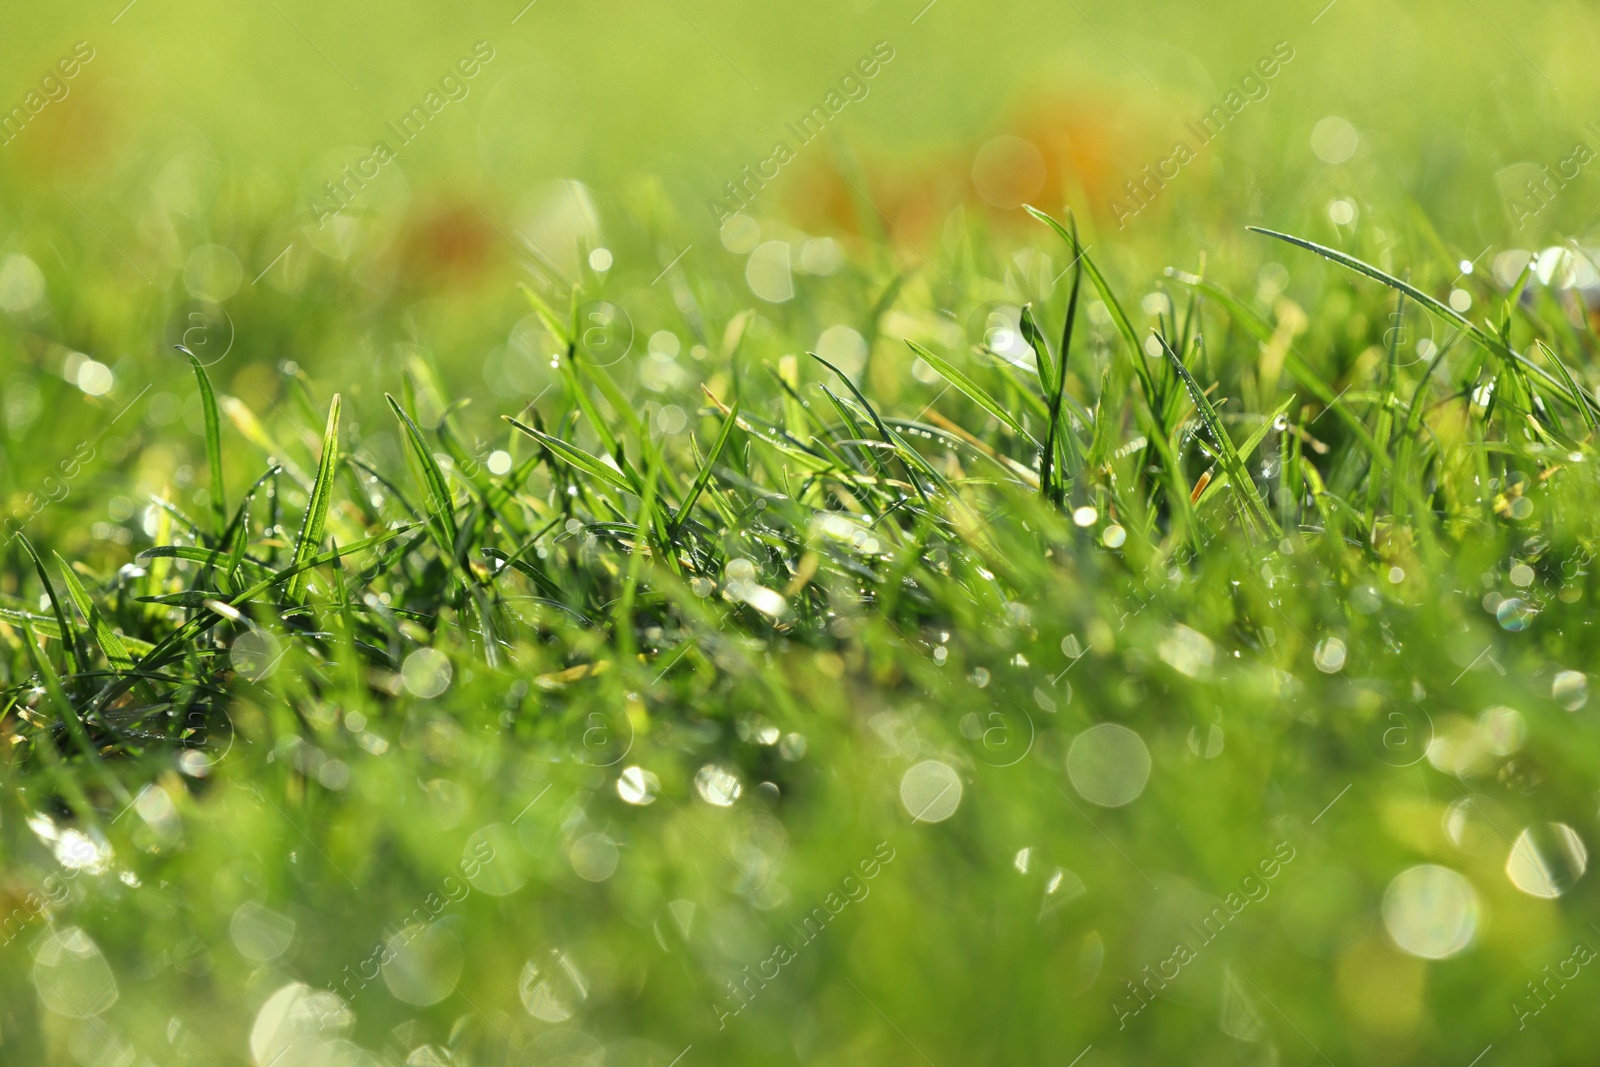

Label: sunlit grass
[3,172,1600,1066]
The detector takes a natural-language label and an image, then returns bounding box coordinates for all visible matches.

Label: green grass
[4,188,1600,1067]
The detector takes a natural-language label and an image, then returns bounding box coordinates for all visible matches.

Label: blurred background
[5,0,1600,423]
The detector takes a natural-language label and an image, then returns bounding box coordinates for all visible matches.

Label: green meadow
[4,1,1600,1064]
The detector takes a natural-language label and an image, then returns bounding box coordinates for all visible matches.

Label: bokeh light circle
[1381,864,1480,959]
[900,760,963,823]
[1066,723,1151,807]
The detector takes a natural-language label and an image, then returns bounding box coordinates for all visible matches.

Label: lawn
[4,2,1600,1064]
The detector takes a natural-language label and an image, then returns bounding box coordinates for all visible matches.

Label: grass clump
[1,203,1599,1065]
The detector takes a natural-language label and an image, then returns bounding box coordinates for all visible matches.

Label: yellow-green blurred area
[3,0,1598,464]
[6,0,1600,307]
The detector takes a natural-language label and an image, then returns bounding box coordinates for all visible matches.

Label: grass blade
[18,534,81,673]
[1040,213,1084,506]
[53,553,134,671]
[1019,304,1055,397]
[20,619,128,806]
[904,339,1040,447]
[809,351,931,501]
[179,347,227,539]
[127,524,418,682]
[1534,339,1600,438]
[518,282,573,349]
[504,415,635,494]
[287,394,341,603]
[1158,334,1278,538]
[386,394,459,556]
[1248,226,1600,420]
[675,400,740,532]
[1194,396,1295,510]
